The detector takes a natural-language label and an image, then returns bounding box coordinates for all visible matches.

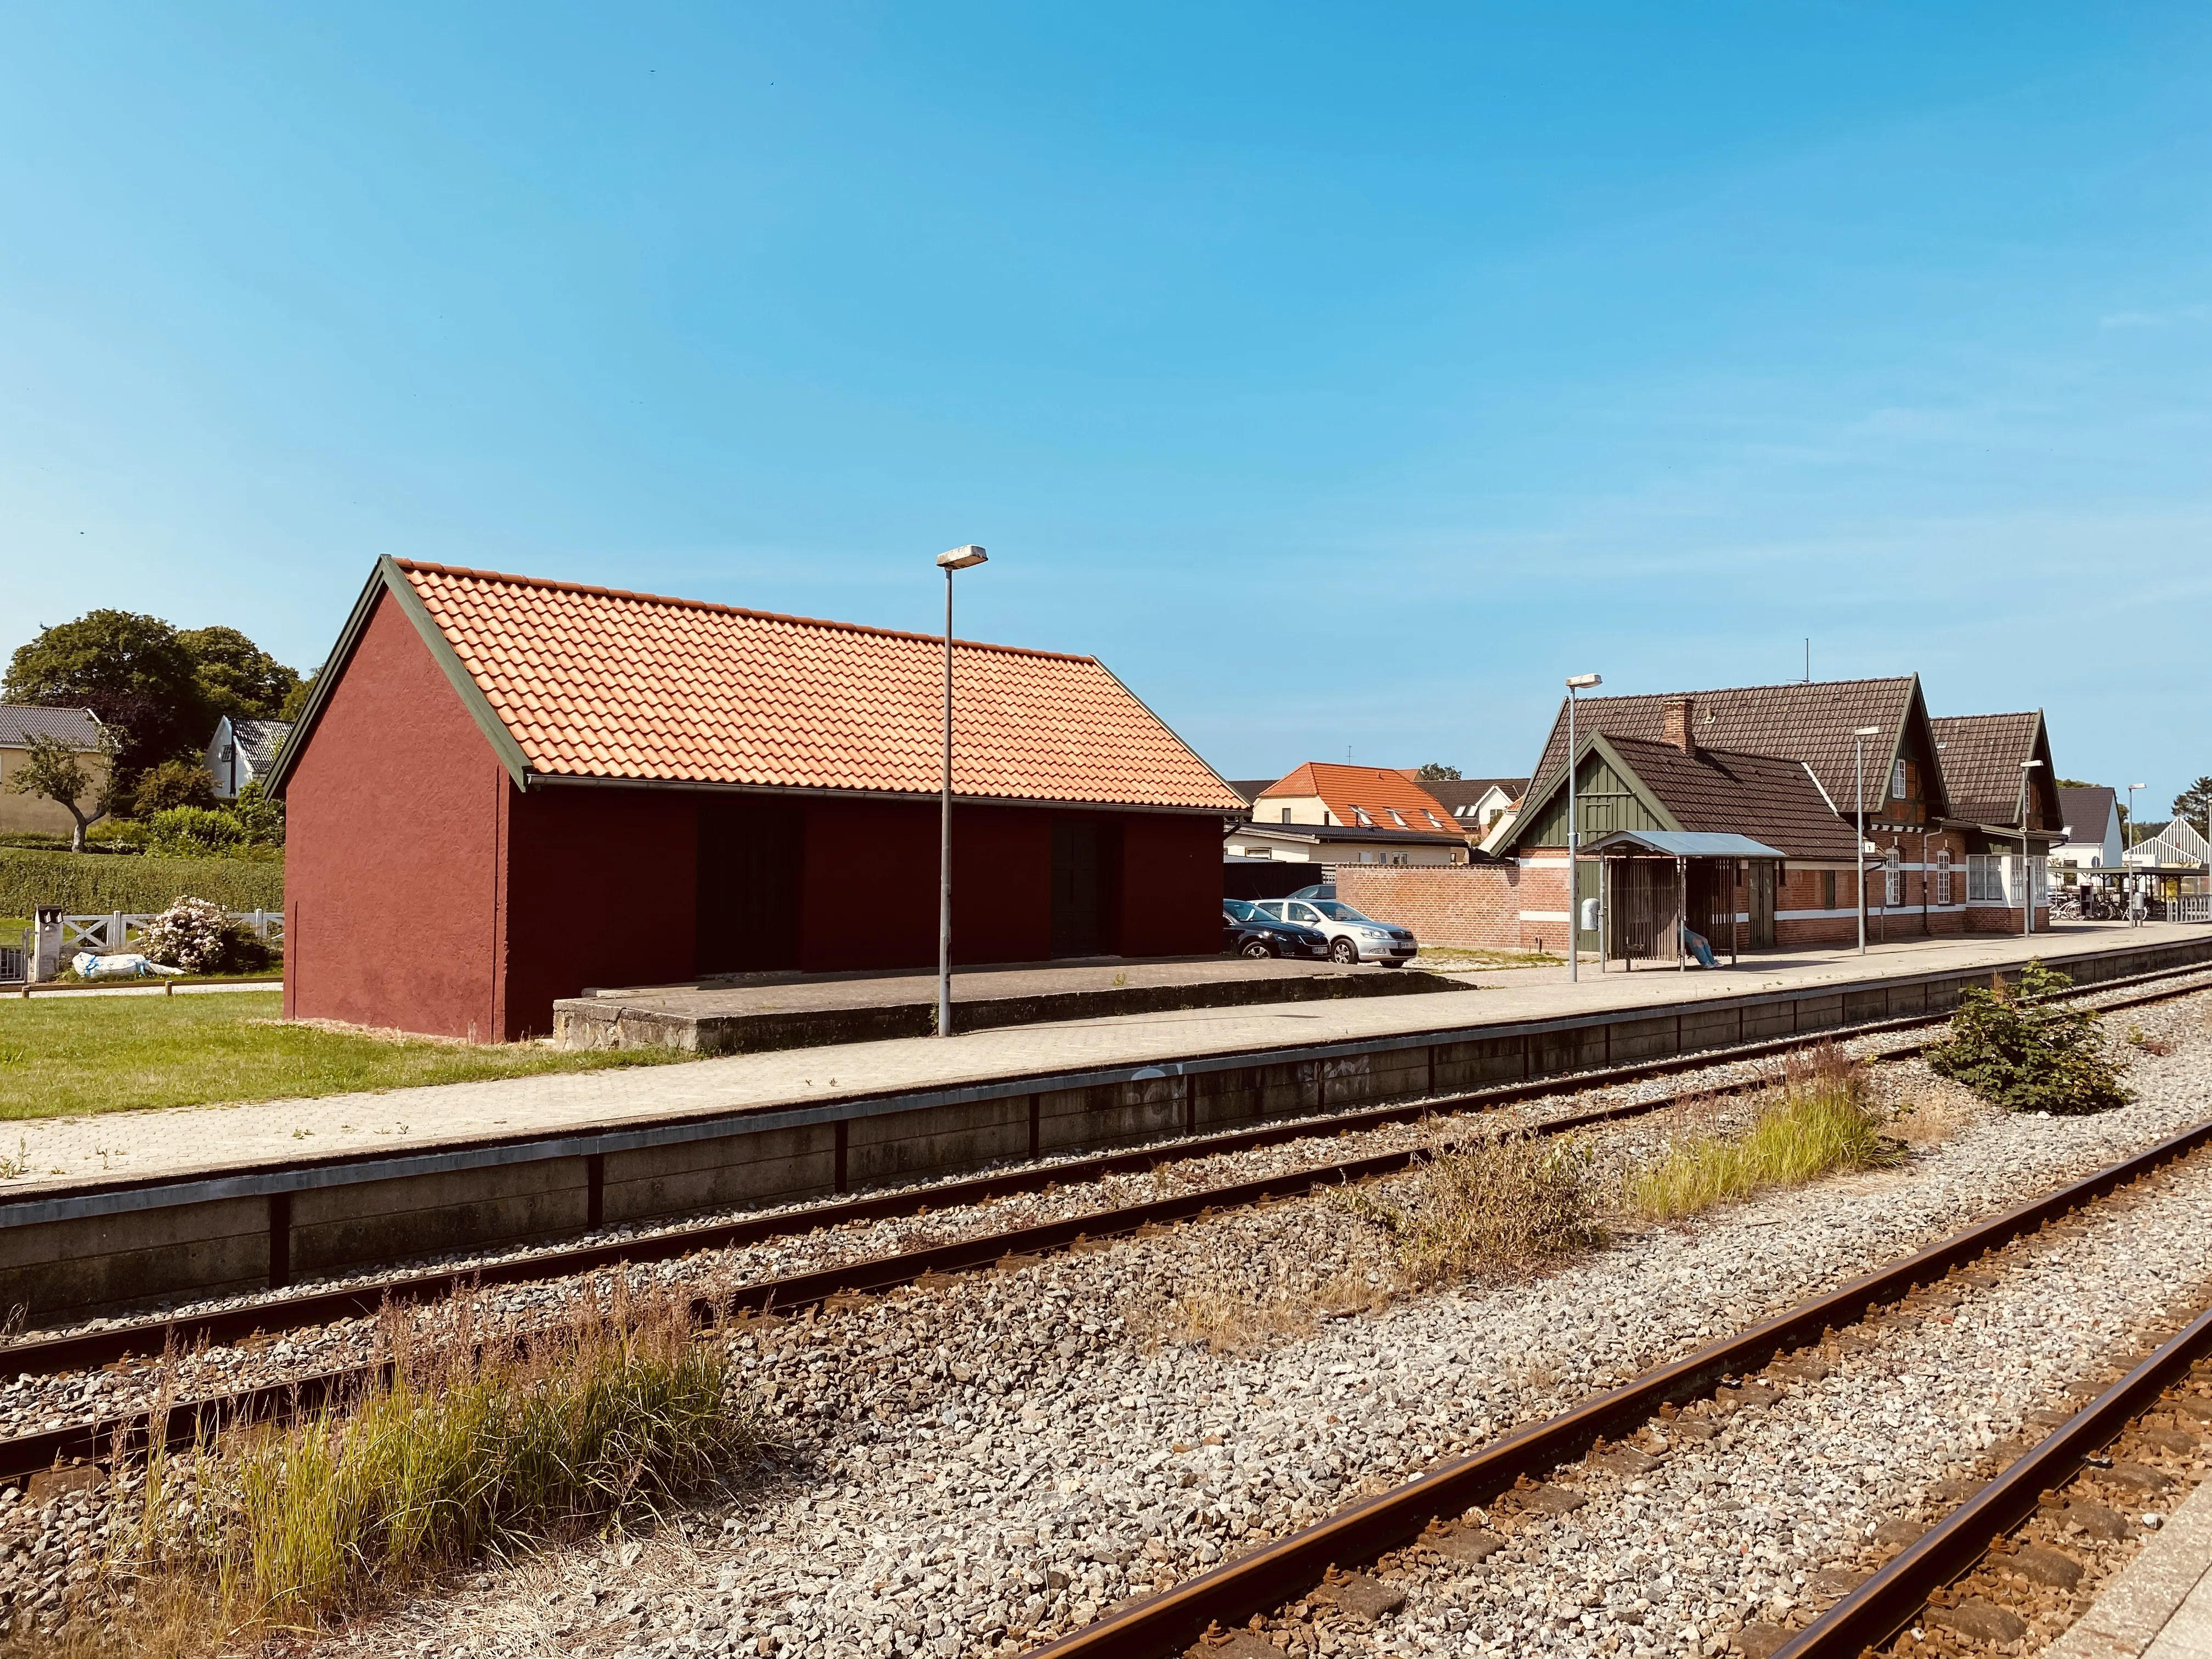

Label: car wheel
[1328,937,1359,965]
[1240,940,1276,960]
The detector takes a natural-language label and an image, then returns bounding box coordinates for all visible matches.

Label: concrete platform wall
[6,932,2209,1327]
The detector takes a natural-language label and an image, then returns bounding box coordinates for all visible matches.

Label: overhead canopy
[1583,829,1786,859]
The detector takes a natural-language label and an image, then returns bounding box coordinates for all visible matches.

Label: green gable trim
[1507,733,1683,851]
[266,556,534,798]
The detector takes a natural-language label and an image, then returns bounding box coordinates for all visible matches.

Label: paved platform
[2047,1464,2212,1659]
[0,919,2196,1204]
[552,955,1458,1053]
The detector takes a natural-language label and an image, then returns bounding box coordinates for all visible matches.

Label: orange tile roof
[1254,762,1462,834]
[396,561,1243,811]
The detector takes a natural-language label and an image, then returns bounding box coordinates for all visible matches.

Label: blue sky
[3,5,2209,808]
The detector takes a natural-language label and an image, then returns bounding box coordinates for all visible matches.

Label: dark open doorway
[1051,817,1121,957]
[696,797,805,975]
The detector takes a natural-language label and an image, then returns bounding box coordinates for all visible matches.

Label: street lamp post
[1565,674,1602,981]
[1853,727,1881,956]
[935,545,988,1037]
[2017,759,2044,936]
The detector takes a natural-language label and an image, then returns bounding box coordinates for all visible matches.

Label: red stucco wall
[1118,812,1224,957]
[284,592,510,1040]
[502,786,703,1039]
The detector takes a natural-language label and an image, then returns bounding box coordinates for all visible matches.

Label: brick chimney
[1663,696,1697,757]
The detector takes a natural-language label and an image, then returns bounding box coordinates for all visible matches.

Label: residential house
[1927,712,2066,917]
[271,558,1243,1041]
[1420,776,1527,840]
[2050,785,2124,877]
[1230,762,1467,868]
[0,707,110,838]
[205,715,295,800]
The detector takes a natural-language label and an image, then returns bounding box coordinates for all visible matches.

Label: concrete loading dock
[1,926,2208,1328]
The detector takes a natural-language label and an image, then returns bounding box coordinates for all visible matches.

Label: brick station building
[1500,676,2060,954]
[270,558,1243,1041]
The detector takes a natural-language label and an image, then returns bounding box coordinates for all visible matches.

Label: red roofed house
[270,558,1244,1041]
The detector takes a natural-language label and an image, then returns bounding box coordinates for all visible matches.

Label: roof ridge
[1565,674,1915,703]
[393,559,1099,665]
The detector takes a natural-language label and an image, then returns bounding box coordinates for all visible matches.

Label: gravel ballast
[257,992,2212,1659]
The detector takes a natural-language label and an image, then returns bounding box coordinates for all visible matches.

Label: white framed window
[1967,855,2005,902]
[1891,759,1908,800]
[1883,847,1902,907]
[1936,849,1953,905]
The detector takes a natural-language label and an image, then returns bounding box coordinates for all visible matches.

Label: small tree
[1415,762,1463,781]
[4,730,120,851]
[1925,960,2132,1115]
[2172,776,2212,828]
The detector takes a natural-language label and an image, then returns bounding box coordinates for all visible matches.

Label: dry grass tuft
[1621,1043,1900,1222]
[1136,1267,1383,1353]
[38,1280,761,1654]
[1338,1126,1605,1285]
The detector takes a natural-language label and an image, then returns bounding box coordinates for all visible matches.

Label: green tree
[3,610,210,778]
[177,625,302,720]
[2171,776,2212,827]
[1415,762,1463,781]
[131,758,219,817]
[3,731,121,851]
[278,674,315,722]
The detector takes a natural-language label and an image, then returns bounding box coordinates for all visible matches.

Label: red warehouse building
[270,558,1244,1041]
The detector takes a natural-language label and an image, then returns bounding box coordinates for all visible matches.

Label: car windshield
[1223,900,1264,922]
[1310,900,1375,923]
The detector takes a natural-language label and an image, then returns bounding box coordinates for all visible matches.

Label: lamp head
[1854,726,1881,737]
[936,545,988,570]
[2020,759,2043,769]
[1565,673,1601,690]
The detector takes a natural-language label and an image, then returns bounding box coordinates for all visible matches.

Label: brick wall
[1334,864,1523,950]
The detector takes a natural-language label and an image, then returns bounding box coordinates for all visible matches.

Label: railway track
[0,962,2201,1493]
[8,956,2205,1385]
[1023,1114,2212,1658]
[1768,1299,2212,1658]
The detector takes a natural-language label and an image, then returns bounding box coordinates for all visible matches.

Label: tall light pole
[1565,674,1602,981]
[2017,758,2044,935]
[2128,783,2144,860]
[935,545,988,1037]
[1853,727,1881,956]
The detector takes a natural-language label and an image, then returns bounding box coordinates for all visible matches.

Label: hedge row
[0,848,285,918]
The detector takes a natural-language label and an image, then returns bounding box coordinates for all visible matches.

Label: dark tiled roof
[0,706,104,750]
[1929,713,2045,825]
[1223,778,1276,805]
[230,719,294,773]
[2057,785,2117,844]
[1530,678,1921,818]
[1602,735,1860,861]
[1421,777,1528,812]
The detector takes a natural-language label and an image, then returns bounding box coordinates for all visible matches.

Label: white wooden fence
[1,909,283,983]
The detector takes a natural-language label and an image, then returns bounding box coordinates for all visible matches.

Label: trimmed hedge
[0,848,284,918]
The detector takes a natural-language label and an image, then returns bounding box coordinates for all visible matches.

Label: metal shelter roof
[1583,830,1786,859]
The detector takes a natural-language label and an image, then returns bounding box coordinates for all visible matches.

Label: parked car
[1222,899,1331,960]
[1249,897,1417,965]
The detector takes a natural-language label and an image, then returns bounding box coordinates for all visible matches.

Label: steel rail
[8,955,2203,1380]
[1023,1115,2212,1658]
[7,960,2202,1385]
[1769,1300,2212,1659]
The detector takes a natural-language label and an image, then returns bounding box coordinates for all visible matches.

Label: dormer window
[1387,809,1408,828]
[1351,805,1374,826]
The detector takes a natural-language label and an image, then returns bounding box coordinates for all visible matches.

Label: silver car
[1250,898,1418,966]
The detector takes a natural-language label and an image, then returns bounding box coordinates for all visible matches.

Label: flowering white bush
[138,896,231,974]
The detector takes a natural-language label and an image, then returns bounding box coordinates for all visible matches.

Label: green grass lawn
[0,991,696,1121]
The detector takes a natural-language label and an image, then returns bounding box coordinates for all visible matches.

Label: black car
[1222,899,1331,960]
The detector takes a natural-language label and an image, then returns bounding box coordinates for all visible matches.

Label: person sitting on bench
[1680,923,1718,968]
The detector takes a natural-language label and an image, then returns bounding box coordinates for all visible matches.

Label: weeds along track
[0,968,2203,1486]
[1026,1118,2212,1659]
